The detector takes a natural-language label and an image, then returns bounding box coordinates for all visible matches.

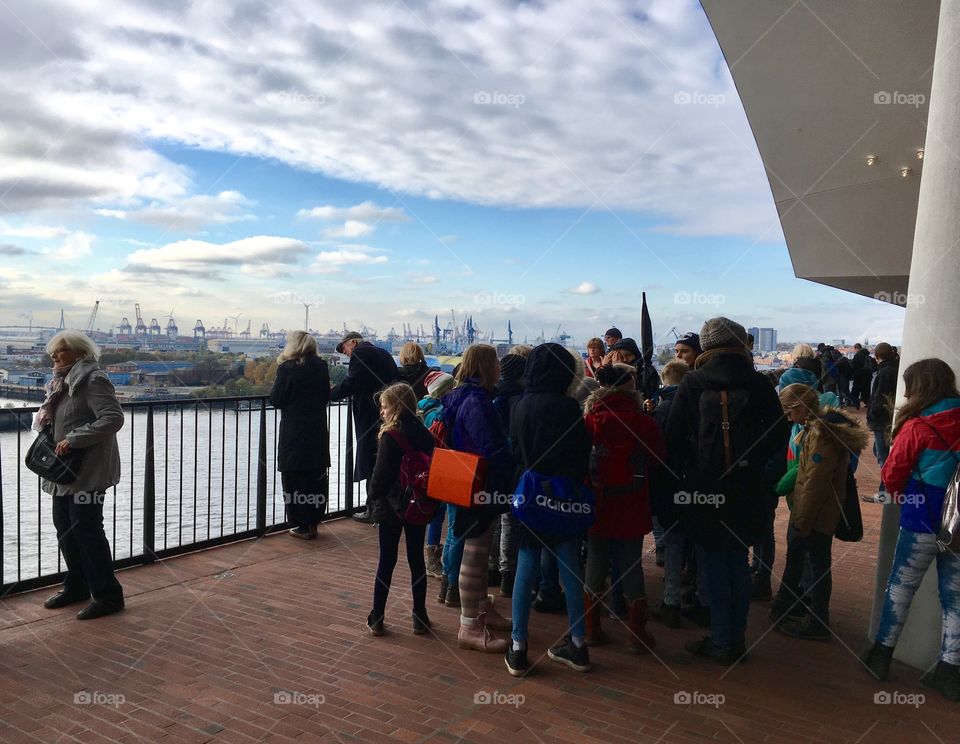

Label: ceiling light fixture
[916,149,925,160]
[866,155,878,166]
[900,167,912,178]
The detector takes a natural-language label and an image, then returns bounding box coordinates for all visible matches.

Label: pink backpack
[386,430,439,525]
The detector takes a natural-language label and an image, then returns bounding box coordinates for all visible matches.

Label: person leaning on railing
[269,330,331,539]
[38,330,125,620]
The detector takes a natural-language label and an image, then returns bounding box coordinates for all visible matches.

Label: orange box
[427,448,488,508]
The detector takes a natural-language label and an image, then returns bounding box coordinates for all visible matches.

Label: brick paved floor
[2,413,958,743]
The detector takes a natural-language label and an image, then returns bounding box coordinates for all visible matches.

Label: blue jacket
[417,396,444,428]
[442,379,514,494]
[882,398,960,533]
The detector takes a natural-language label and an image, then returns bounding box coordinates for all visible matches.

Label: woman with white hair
[269,331,331,539]
[38,330,125,620]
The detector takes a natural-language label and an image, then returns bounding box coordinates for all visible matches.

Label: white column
[868,0,960,668]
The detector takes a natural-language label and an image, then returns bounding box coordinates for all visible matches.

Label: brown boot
[457,614,508,653]
[479,594,511,631]
[627,597,656,654]
[584,592,608,647]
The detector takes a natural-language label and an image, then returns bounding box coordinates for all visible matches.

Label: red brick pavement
[2,413,958,743]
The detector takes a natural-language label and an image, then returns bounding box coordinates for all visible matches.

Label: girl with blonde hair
[366,382,436,636]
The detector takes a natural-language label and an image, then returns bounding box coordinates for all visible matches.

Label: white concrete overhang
[700,0,940,304]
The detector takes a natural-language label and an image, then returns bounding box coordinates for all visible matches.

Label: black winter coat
[397,361,432,400]
[868,358,900,431]
[367,412,435,524]
[269,356,331,472]
[330,342,398,481]
[650,385,682,527]
[665,352,789,550]
[511,343,591,544]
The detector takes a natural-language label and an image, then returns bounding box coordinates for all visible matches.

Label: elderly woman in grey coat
[37,330,125,620]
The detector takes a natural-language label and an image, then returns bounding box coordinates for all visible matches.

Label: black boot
[922,660,960,702]
[437,575,449,604]
[861,641,894,681]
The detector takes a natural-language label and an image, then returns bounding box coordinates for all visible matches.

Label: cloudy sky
[0,0,906,345]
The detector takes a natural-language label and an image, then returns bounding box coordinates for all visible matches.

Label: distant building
[747,326,778,353]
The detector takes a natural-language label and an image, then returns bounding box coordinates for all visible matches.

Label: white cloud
[310,245,388,273]
[57,231,95,260]
[297,201,409,224]
[0,222,70,239]
[567,281,600,295]
[3,0,773,238]
[323,219,375,239]
[126,236,309,273]
[96,191,255,231]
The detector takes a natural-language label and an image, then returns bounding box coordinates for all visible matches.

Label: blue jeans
[663,531,685,606]
[427,504,445,547]
[873,429,891,467]
[698,545,751,649]
[441,504,465,584]
[652,516,665,549]
[512,539,586,644]
[877,529,960,664]
[539,544,561,595]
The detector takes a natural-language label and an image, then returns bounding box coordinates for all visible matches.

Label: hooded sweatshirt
[511,344,592,543]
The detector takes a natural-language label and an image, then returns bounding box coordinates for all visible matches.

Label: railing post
[344,398,354,513]
[142,405,156,564]
[256,398,268,535]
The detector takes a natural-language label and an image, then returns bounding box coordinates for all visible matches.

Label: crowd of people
[33,318,960,702]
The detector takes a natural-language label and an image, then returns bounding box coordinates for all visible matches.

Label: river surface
[0,398,357,585]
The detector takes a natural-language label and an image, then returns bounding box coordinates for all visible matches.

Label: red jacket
[584,390,666,539]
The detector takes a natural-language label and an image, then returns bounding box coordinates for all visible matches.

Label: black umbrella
[640,292,657,400]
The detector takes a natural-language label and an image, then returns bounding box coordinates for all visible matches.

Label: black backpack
[835,464,864,542]
[697,387,757,480]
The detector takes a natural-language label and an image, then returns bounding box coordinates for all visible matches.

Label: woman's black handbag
[25,427,85,484]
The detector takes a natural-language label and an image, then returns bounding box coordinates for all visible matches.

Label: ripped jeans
[876,529,960,664]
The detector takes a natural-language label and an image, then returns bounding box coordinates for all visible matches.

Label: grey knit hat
[699,317,748,351]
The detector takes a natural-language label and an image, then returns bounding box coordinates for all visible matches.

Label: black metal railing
[0,395,361,596]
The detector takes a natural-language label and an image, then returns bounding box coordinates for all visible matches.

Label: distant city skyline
[0,0,907,345]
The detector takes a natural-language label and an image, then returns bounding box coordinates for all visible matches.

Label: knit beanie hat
[699,317,748,351]
[424,371,455,398]
[675,332,702,355]
[498,353,526,383]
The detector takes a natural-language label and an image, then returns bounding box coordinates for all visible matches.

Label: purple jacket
[442,379,515,490]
